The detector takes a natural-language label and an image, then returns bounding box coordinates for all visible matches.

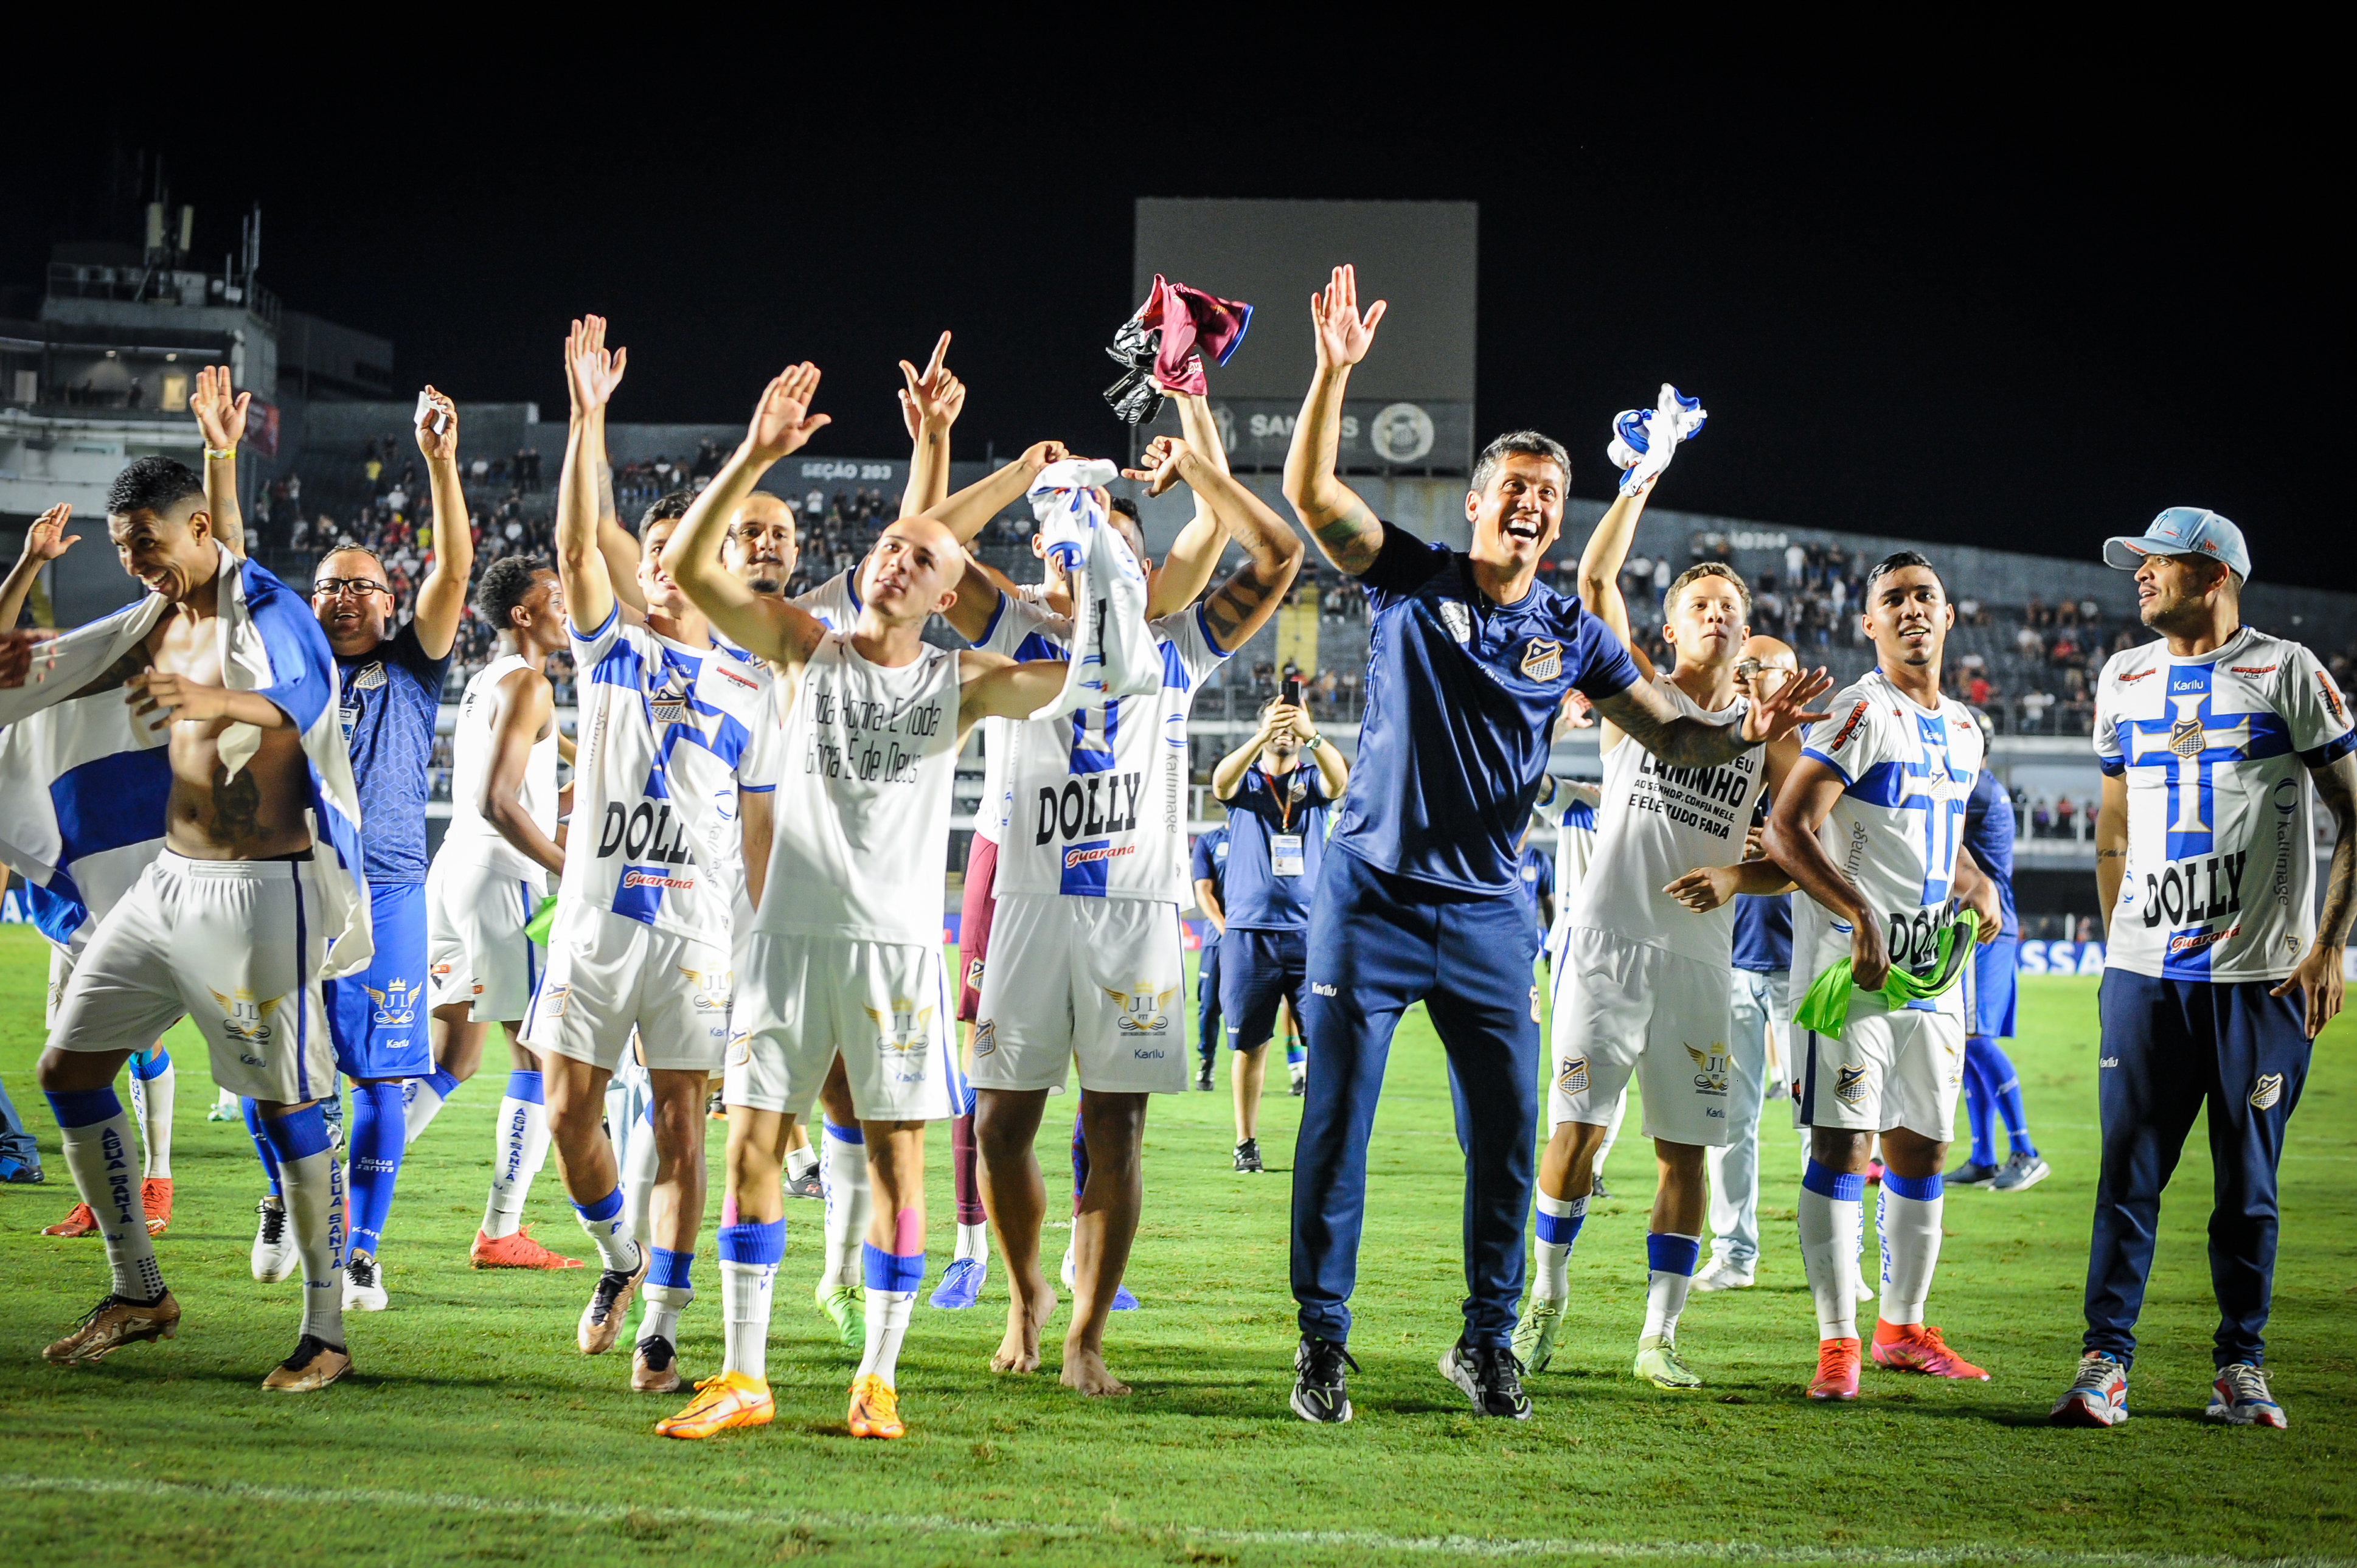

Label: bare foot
[1059,1342,1131,1397]
[990,1288,1055,1373]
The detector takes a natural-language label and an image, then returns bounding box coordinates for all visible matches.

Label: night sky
[13,79,2337,587]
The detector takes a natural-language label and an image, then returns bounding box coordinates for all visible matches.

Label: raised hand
[19,504,79,564]
[414,384,459,463]
[746,363,831,462]
[1558,687,1595,730]
[564,316,628,416]
[189,364,249,451]
[1741,665,1836,744]
[1122,435,1192,498]
[1020,439,1070,473]
[898,332,965,437]
[1310,264,1387,372]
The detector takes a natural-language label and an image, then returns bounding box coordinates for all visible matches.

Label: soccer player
[649,359,1075,1441]
[416,553,581,1270]
[1279,265,1827,1423]
[1762,551,2002,1401]
[2052,509,2355,1430]
[949,431,1302,1396]
[1192,821,1231,1091]
[1,503,178,1238]
[1210,696,1348,1172]
[7,454,369,1390]
[529,317,775,1395]
[276,386,473,1311]
[1513,474,1801,1392]
[1953,714,2047,1193]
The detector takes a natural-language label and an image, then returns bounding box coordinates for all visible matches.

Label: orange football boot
[1872,1320,1988,1380]
[847,1374,904,1438]
[142,1178,173,1237]
[43,1202,99,1238]
[1808,1337,1861,1400]
[470,1226,584,1269]
[656,1372,774,1438]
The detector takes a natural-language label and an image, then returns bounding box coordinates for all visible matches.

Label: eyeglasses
[312,578,391,600]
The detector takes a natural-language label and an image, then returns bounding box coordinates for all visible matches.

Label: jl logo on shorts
[1106,984,1176,1033]
[864,1000,934,1062]
[208,985,283,1046]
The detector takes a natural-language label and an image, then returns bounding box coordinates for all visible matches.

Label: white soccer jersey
[1570,676,1763,966]
[971,586,1058,843]
[755,636,962,946]
[1792,670,1985,988]
[982,592,1227,903]
[2095,626,2353,982]
[440,653,559,883]
[561,609,776,943]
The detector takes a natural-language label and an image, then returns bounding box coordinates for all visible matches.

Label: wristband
[1304,734,1324,751]
[204,446,236,462]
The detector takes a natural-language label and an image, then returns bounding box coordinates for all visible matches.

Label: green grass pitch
[1,921,2352,1566]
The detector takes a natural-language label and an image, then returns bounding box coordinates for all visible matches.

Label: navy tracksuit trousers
[2088,971,2312,1369]
[1293,846,1541,1350]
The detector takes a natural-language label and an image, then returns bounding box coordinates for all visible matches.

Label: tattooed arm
[1128,437,1302,654]
[2094,771,2128,937]
[1280,265,1387,578]
[1591,662,1832,771]
[2275,751,2357,1038]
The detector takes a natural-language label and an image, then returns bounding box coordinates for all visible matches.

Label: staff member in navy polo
[1276,265,1830,1424]
[1190,823,1231,1093]
[1211,694,1350,1174]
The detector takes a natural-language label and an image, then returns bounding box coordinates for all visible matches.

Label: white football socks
[130,1060,174,1178]
[785,1144,818,1183]
[818,1124,871,1291]
[954,1222,991,1267]
[572,1188,641,1273]
[722,1262,776,1380]
[858,1286,916,1387]
[1876,1175,1945,1327]
[271,1117,347,1347]
[54,1095,164,1300]
[482,1073,552,1240]
[1640,1232,1702,1342]
[620,1103,660,1248]
[1532,1191,1587,1302]
[1797,1161,1862,1342]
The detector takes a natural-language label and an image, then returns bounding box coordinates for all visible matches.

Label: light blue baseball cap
[2104,506,2249,580]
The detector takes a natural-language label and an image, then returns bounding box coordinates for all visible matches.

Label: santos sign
[1144,397,1472,475]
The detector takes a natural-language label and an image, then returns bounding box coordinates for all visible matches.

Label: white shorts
[971,893,1187,1095]
[1793,994,1964,1142]
[46,851,336,1103]
[46,943,72,1029]
[727,932,963,1122]
[427,855,547,1021]
[524,902,731,1075]
[1547,926,1736,1148]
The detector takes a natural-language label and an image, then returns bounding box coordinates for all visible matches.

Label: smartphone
[414,390,450,435]
[1283,675,1302,707]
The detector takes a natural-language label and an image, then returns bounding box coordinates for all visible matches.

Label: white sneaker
[1059,1244,1077,1291]
[343,1250,389,1311]
[251,1196,297,1284]
[1693,1257,1755,1292]
[1853,1266,1874,1303]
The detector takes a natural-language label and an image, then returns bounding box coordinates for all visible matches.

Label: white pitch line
[4,1471,2349,1567]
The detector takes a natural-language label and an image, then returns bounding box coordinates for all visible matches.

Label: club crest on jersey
[1685,1042,1730,1095]
[2168,716,2207,758]
[365,977,420,1027]
[726,1030,752,1067]
[1557,1055,1589,1095]
[973,1019,997,1057]
[650,672,691,727]
[2250,1073,2284,1111]
[1105,983,1176,1033]
[965,956,985,990]
[207,985,283,1046]
[538,983,569,1018]
[1828,701,1870,752]
[1438,598,1472,645]
[1835,1064,1870,1106]
[349,662,387,692]
[864,998,934,1069]
[678,967,732,1011]
[1520,639,1561,682]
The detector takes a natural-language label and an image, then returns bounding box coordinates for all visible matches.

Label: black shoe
[1950,1160,2000,1188]
[1439,1337,1532,1420]
[0,1157,42,1184]
[784,1167,824,1199]
[1589,1174,1611,1201]
[1233,1138,1263,1174]
[1193,1063,1216,1092]
[1291,1334,1359,1424]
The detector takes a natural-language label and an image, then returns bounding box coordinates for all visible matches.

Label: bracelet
[204,446,236,462]
[1304,734,1323,751]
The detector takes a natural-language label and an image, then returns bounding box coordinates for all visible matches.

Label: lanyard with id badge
[1268,766,1309,878]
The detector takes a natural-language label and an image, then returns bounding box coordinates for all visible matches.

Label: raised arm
[898,332,960,518]
[1763,754,1891,988]
[480,665,564,876]
[564,331,647,618]
[0,505,76,630]
[665,364,835,668]
[1142,390,1229,621]
[189,364,248,557]
[557,318,625,636]
[2274,750,2357,1038]
[1129,436,1303,654]
[1592,662,1831,769]
[927,441,1067,545]
[1309,722,1349,797]
[1574,480,1658,659]
[1280,264,1388,577]
[956,653,1074,740]
[409,386,474,658]
[1212,712,1277,802]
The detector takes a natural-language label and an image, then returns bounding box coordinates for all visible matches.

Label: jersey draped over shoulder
[2093,627,2354,982]
[1336,521,1639,896]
